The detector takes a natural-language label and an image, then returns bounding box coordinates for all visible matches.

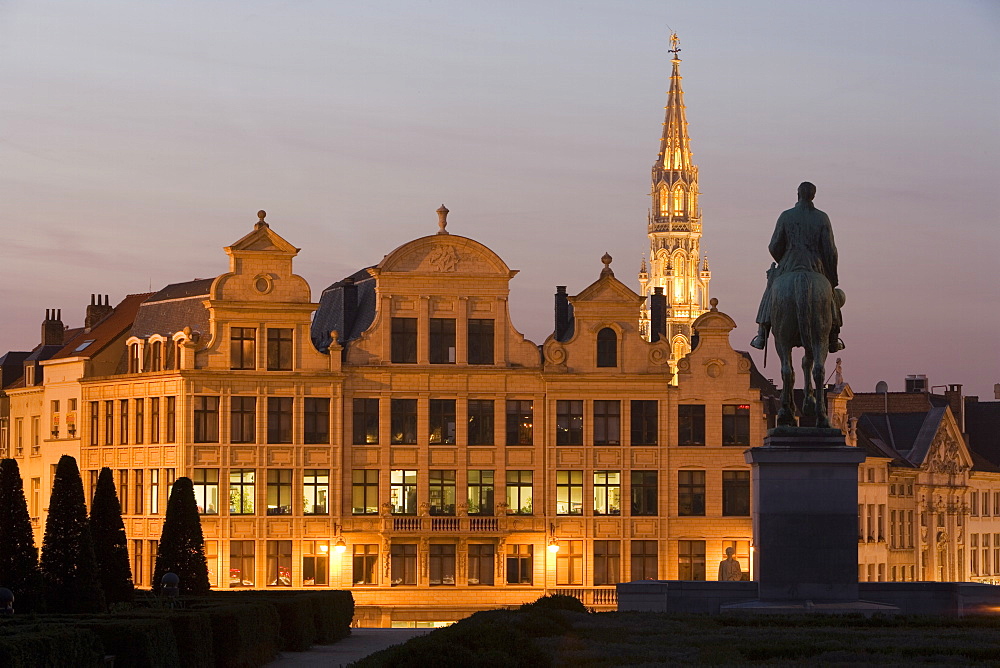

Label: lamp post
[161,571,180,607]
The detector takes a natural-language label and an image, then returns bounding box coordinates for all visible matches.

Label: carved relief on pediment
[924,432,969,476]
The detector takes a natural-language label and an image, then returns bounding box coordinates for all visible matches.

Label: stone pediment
[572,274,643,306]
[226,216,300,256]
[376,235,513,277]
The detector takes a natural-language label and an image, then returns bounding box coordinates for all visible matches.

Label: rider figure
[750,182,845,353]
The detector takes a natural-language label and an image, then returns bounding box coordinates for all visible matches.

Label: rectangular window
[467,319,494,365]
[678,470,706,516]
[266,328,293,371]
[429,318,456,364]
[267,540,292,586]
[149,469,159,515]
[594,471,621,515]
[266,469,292,515]
[630,400,658,446]
[429,470,456,516]
[267,397,293,444]
[89,402,99,446]
[390,543,417,586]
[147,540,158,587]
[229,469,255,515]
[132,540,144,587]
[30,478,39,517]
[118,470,129,515]
[119,399,129,445]
[229,540,255,587]
[134,399,144,445]
[556,540,583,585]
[302,540,329,586]
[391,399,417,445]
[505,400,533,446]
[678,405,706,446]
[352,398,380,445]
[429,399,456,445]
[506,544,533,584]
[352,469,379,515]
[390,317,417,364]
[468,544,495,585]
[15,418,23,457]
[556,470,583,515]
[194,396,220,443]
[104,401,113,445]
[429,544,456,585]
[303,469,329,514]
[984,492,991,518]
[230,396,256,444]
[230,327,257,370]
[133,469,143,515]
[353,544,378,586]
[593,540,620,585]
[165,397,176,442]
[467,399,495,445]
[506,470,533,515]
[390,470,418,515]
[593,400,621,445]
[150,397,160,444]
[678,540,706,580]
[722,405,751,446]
[631,470,658,516]
[30,416,39,454]
[631,540,658,580]
[972,493,979,516]
[722,471,750,516]
[972,534,979,575]
[304,398,330,444]
[556,400,583,445]
[467,470,494,516]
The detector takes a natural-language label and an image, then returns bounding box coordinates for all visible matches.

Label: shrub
[89,467,134,604]
[314,590,354,643]
[190,601,280,668]
[76,617,180,667]
[0,459,44,613]
[122,609,215,668]
[0,623,104,667]
[520,594,588,614]
[153,477,211,595]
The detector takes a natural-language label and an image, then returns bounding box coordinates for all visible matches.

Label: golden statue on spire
[668,31,681,58]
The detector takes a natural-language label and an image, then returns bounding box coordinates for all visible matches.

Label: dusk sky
[1,1,997,398]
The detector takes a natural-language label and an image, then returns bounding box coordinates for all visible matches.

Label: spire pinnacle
[668,31,681,60]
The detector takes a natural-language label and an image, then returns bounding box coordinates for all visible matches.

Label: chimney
[944,384,965,433]
[649,288,667,343]
[341,277,358,344]
[554,286,570,341]
[85,294,113,331]
[41,308,64,346]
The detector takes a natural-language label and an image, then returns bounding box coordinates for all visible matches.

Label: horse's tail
[793,272,831,362]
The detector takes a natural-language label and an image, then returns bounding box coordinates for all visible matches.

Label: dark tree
[89,467,134,604]
[40,455,105,613]
[0,459,44,612]
[153,477,211,595]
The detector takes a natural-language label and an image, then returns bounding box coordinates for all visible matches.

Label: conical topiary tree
[153,477,211,595]
[89,467,134,604]
[0,458,44,612]
[40,455,105,613]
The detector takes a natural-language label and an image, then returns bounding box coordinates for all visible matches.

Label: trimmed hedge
[189,601,280,668]
[0,623,104,667]
[76,617,181,668]
[124,609,215,668]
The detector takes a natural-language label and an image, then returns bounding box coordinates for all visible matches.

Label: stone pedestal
[745,429,866,602]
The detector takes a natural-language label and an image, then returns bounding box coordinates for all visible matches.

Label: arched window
[672,187,685,215]
[128,343,141,374]
[150,340,163,372]
[672,336,688,362]
[659,188,670,216]
[597,328,617,367]
[673,256,685,301]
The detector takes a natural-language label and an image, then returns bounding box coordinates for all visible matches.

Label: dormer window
[128,343,141,373]
[150,340,163,372]
[596,328,617,367]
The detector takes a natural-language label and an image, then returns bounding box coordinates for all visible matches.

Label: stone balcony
[381,515,508,535]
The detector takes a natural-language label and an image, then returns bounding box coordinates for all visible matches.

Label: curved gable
[376,235,514,277]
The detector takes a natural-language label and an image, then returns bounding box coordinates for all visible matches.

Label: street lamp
[333,537,347,555]
[547,522,560,553]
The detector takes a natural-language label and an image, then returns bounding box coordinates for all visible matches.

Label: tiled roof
[311,267,376,352]
[145,278,214,303]
[50,295,152,360]
[131,279,212,339]
[966,401,1000,468]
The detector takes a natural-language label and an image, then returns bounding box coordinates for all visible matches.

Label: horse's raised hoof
[802,396,817,417]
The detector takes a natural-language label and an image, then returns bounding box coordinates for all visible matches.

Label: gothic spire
[656,32,693,178]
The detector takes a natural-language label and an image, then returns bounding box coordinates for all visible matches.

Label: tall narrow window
[89,402,99,446]
[429,544,456,586]
[678,540,706,580]
[149,468,159,515]
[631,540,658,580]
[229,541,255,587]
[722,405,750,446]
[631,471,658,516]
[266,328,293,370]
[303,469,329,514]
[672,187,684,215]
[467,399,494,445]
[230,327,256,370]
[630,400,658,446]
[722,471,750,516]
[192,469,219,515]
[391,317,417,364]
[556,470,583,516]
[429,470,456,515]
[658,187,669,216]
[353,398,379,445]
[230,397,256,444]
[467,470,494,516]
[266,540,292,586]
[304,398,330,444]
[118,470,128,515]
[391,399,417,445]
[134,399,144,445]
[390,544,417,586]
[506,470,533,515]
[594,540,620,585]
[149,397,160,444]
[596,328,617,367]
[390,470,417,515]
[351,469,378,515]
[505,400,533,446]
[593,400,620,445]
[229,469,255,515]
[165,397,176,442]
[104,400,113,445]
[133,469,143,515]
[593,471,621,515]
[303,541,329,586]
[119,400,129,445]
[194,396,220,443]
[267,397,293,444]
[353,545,378,585]
[678,405,705,446]
[506,544,533,584]
[132,540,144,587]
[429,318,456,364]
[150,340,162,372]
[266,469,292,515]
[556,400,583,445]
[556,540,583,585]
[678,470,705,516]
[429,399,456,445]
[467,319,494,365]
[468,544,495,585]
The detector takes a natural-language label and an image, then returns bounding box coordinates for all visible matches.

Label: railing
[388,516,506,533]
[552,587,618,606]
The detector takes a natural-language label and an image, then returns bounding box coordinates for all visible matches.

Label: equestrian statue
[750,182,845,428]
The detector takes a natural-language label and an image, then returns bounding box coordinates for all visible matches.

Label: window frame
[390,317,417,364]
[556,470,583,516]
[266,469,293,515]
[230,327,257,370]
[467,399,495,446]
[467,318,495,365]
[630,400,658,446]
[678,404,706,446]
[505,400,533,446]
[266,327,293,371]
[429,318,456,364]
[556,400,583,446]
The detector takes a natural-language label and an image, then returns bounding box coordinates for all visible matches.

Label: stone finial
[436,204,449,235]
[256,210,269,229]
[702,254,710,271]
[834,357,844,386]
[709,297,718,312]
[601,252,614,277]
[639,255,648,275]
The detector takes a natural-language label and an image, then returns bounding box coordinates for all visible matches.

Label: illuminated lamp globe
[547,539,560,554]
[333,537,347,555]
